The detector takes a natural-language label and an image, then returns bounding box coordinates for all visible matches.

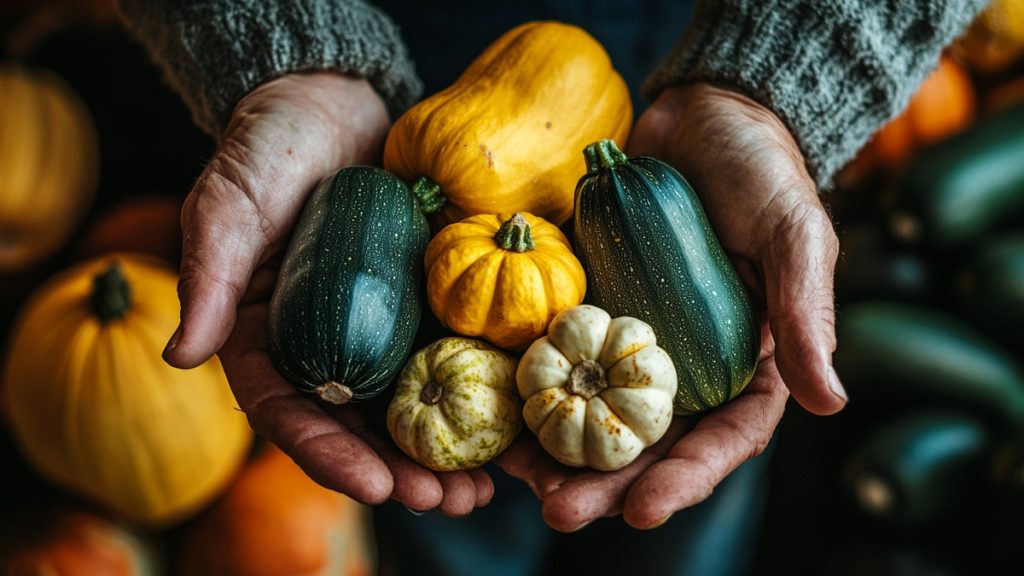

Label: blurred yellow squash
[2,253,252,527]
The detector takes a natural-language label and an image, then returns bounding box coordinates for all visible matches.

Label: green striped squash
[572,139,760,414]
[833,301,1024,429]
[267,166,429,404]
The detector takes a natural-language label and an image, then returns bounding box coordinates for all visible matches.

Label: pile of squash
[0,17,762,573]
[6,3,1021,573]
[264,20,761,475]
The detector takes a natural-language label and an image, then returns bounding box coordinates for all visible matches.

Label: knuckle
[180,146,278,256]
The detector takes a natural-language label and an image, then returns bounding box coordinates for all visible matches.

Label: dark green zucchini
[267,166,429,404]
[833,301,1024,429]
[842,410,991,527]
[573,139,760,414]
[954,232,1024,347]
[888,101,1024,247]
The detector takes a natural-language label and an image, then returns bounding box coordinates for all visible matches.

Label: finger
[165,137,301,368]
[761,197,846,415]
[622,359,788,528]
[539,418,692,532]
[219,308,393,504]
[435,472,478,517]
[344,418,444,512]
[493,435,571,498]
[468,468,495,507]
[246,389,394,505]
[164,73,391,369]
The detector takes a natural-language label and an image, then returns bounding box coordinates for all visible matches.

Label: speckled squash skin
[573,140,760,415]
[382,20,632,227]
[386,337,521,471]
[267,166,429,404]
[516,305,677,471]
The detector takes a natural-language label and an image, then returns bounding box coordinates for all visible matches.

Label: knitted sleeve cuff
[118,0,422,137]
[643,0,987,187]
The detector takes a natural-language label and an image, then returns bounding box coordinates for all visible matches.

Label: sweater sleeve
[117,0,422,138]
[643,0,988,188]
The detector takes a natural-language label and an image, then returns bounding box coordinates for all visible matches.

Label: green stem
[411,176,447,215]
[493,213,535,252]
[90,261,132,322]
[583,139,629,174]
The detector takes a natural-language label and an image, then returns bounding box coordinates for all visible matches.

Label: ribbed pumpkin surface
[2,253,253,526]
[573,140,760,414]
[383,20,632,227]
[0,64,98,273]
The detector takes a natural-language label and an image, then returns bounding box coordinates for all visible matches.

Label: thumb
[762,198,847,415]
[160,74,392,368]
[162,138,278,368]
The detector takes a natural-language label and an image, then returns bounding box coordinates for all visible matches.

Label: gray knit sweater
[118,0,986,187]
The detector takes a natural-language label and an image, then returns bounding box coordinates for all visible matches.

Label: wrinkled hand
[163,72,492,516]
[497,82,847,531]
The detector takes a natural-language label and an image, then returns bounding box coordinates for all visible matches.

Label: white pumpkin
[516,304,677,471]
[387,337,521,471]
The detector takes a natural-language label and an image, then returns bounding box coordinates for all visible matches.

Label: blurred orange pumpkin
[1,507,159,576]
[74,195,183,265]
[177,444,376,576]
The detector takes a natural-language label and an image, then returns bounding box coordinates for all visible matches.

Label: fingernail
[566,520,592,533]
[827,366,848,403]
[646,514,673,529]
[404,506,427,517]
[163,324,182,361]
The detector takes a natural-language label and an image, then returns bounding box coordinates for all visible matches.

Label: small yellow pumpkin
[386,337,521,471]
[0,63,98,273]
[383,20,632,227]
[516,305,677,471]
[425,212,586,351]
[1,253,253,527]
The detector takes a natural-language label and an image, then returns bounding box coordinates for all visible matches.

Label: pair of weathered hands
[161,72,847,532]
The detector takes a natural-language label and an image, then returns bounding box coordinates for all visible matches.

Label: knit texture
[117,0,422,137]
[644,0,988,187]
